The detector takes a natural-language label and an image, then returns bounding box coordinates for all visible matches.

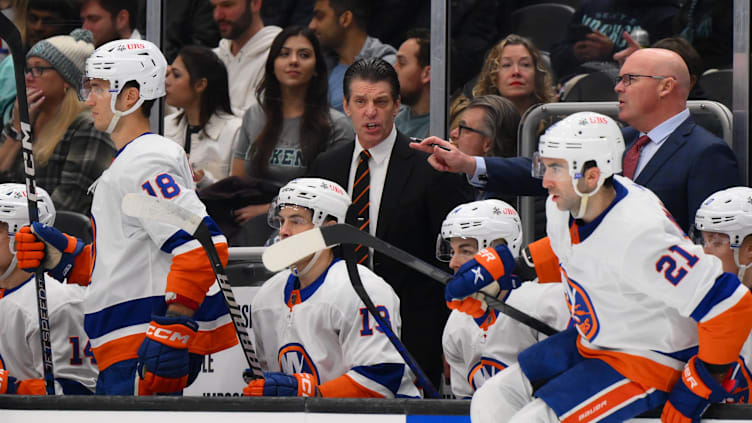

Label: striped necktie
[352,150,371,265]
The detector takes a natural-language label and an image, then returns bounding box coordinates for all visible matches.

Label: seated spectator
[308,0,396,112]
[451,95,520,159]
[261,0,314,28]
[0,0,81,125]
[80,0,140,47]
[394,28,430,140]
[164,45,241,189]
[550,0,678,83]
[231,26,353,225]
[0,29,115,214]
[452,34,556,123]
[439,199,569,398]
[212,0,281,112]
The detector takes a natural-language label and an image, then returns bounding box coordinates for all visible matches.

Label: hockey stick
[263,224,559,337]
[120,193,264,381]
[341,240,440,398]
[0,13,55,395]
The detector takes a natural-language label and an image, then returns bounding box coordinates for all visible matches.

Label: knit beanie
[26,29,95,94]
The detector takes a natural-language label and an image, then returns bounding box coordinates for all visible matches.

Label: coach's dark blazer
[308,131,473,386]
[480,115,740,232]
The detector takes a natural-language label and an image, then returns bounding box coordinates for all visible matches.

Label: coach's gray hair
[468,94,521,158]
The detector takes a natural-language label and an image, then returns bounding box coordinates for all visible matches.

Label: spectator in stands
[211,0,281,111]
[164,46,241,190]
[394,28,430,140]
[410,48,740,233]
[231,26,353,225]
[308,0,396,113]
[455,34,556,121]
[0,30,115,214]
[674,0,732,71]
[260,0,314,28]
[550,0,678,83]
[163,0,221,63]
[80,0,139,47]
[0,0,80,126]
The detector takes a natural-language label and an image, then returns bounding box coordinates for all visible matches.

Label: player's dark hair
[122,80,155,117]
[582,160,614,188]
[405,28,430,68]
[329,0,370,30]
[250,26,331,178]
[343,57,400,101]
[82,0,138,30]
[172,45,233,129]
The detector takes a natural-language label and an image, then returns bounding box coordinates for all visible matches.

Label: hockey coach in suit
[308,58,473,388]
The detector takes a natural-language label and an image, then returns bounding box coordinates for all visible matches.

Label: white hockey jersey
[86,133,236,371]
[442,282,570,398]
[0,276,97,393]
[547,176,751,392]
[251,259,421,398]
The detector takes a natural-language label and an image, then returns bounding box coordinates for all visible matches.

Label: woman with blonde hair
[0,29,115,214]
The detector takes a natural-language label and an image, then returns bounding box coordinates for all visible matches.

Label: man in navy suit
[411,48,739,233]
[308,58,473,388]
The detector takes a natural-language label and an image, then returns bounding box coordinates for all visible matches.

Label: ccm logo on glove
[146,324,193,347]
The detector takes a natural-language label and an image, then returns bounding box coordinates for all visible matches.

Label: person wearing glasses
[0,29,115,215]
[411,48,739,233]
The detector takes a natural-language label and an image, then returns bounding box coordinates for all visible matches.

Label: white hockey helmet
[0,183,55,235]
[437,199,523,262]
[84,39,166,132]
[269,178,351,228]
[694,187,752,248]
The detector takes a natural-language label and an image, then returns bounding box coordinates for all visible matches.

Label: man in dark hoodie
[308,0,396,113]
[550,0,679,83]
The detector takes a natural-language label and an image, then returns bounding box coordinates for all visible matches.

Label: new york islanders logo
[468,357,508,391]
[561,267,601,341]
[278,343,320,384]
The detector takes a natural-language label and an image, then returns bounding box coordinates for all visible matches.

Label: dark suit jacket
[308,131,473,384]
[481,115,740,232]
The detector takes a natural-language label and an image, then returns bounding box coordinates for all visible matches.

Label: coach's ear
[322,219,338,228]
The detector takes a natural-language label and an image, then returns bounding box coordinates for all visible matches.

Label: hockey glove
[14,223,84,282]
[445,244,521,318]
[137,314,198,394]
[243,372,317,397]
[661,357,735,423]
[0,370,46,395]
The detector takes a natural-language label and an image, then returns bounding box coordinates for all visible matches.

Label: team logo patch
[468,357,508,391]
[278,343,320,384]
[562,267,600,341]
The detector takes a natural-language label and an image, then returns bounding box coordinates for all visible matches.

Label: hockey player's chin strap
[571,176,604,220]
[734,248,752,282]
[106,95,144,134]
[291,250,323,277]
[1,238,19,281]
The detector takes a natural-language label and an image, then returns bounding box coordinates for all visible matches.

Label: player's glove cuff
[661,357,735,422]
[243,372,317,397]
[15,223,85,281]
[137,314,198,394]
[445,244,519,303]
[0,369,19,394]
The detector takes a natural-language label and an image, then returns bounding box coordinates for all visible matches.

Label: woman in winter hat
[0,29,116,214]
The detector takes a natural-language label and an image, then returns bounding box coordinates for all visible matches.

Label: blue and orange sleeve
[697,289,752,365]
[317,373,384,398]
[166,241,228,310]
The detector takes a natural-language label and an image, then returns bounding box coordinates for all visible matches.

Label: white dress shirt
[632,108,690,178]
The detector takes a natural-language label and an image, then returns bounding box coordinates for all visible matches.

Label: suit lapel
[635,117,694,185]
[376,133,416,238]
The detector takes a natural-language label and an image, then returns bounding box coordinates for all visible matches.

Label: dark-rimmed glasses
[457,123,490,138]
[25,66,55,78]
[615,74,670,87]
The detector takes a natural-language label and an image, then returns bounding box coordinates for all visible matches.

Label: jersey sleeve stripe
[84,296,155,339]
[90,332,144,371]
[159,217,224,254]
[193,291,232,321]
[690,273,741,322]
[317,373,385,398]
[190,320,238,355]
[528,237,562,283]
[351,363,408,397]
[698,288,752,365]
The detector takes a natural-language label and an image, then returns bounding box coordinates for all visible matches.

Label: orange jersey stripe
[577,336,680,392]
[166,242,229,306]
[561,379,652,423]
[189,321,238,355]
[69,244,93,286]
[698,290,752,365]
[527,237,561,283]
[318,373,385,398]
[92,333,144,371]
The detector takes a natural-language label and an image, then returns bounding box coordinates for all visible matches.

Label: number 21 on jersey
[141,173,181,199]
[656,245,699,286]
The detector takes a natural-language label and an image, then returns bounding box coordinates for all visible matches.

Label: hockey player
[243,178,421,398]
[0,184,98,395]
[438,199,569,399]
[453,112,752,422]
[13,39,237,395]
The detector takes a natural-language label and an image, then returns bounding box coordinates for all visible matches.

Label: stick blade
[121,193,202,235]
[262,228,332,271]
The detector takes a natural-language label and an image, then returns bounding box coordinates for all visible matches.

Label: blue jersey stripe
[690,272,741,322]
[84,296,159,339]
[193,290,230,321]
[351,363,406,396]
[160,216,225,254]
